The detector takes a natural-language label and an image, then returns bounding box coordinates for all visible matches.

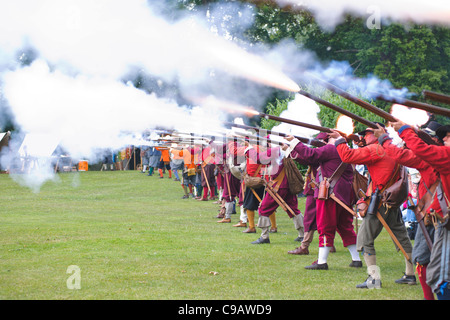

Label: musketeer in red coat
[374,124,441,300]
[390,121,450,300]
[330,125,414,288]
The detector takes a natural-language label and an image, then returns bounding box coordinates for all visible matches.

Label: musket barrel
[298,89,378,129]
[375,94,450,118]
[310,76,398,122]
[259,112,333,133]
[422,90,450,106]
[226,122,326,147]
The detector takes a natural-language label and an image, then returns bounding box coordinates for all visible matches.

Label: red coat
[398,127,450,217]
[381,139,442,214]
[336,140,399,192]
[228,143,279,178]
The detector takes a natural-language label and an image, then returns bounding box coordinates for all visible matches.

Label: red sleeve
[381,140,427,171]
[336,143,377,166]
[400,128,450,175]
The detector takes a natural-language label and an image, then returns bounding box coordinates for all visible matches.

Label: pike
[422,90,450,106]
[375,93,450,118]
[226,122,326,147]
[310,76,439,145]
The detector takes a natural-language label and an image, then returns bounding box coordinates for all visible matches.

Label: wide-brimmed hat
[358,122,385,136]
[436,124,450,141]
[423,121,442,137]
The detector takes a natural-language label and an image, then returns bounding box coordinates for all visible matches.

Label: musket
[375,93,450,118]
[250,111,360,143]
[311,77,439,145]
[232,131,286,147]
[258,111,335,133]
[225,122,326,147]
[298,90,378,129]
[422,90,450,106]
[310,76,398,122]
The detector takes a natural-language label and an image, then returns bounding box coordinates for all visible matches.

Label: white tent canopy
[18,133,60,158]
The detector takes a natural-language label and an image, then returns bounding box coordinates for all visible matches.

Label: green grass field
[0,170,424,300]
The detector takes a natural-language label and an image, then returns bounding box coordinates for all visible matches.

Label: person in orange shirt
[180,146,197,199]
[155,146,172,179]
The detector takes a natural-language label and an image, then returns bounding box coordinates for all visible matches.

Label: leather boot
[242,227,256,233]
[233,221,247,227]
[216,206,225,218]
[288,246,309,255]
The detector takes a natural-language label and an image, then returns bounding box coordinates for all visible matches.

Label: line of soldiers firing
[140,85,450,300]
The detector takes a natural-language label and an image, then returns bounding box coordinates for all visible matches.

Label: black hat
[423,121,442,137]
[358,122,385,136]
[436,124,450,141]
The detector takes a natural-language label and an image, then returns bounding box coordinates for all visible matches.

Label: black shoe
[395,273,416,285]
[182,195,189,199]
[251,237,270,244]
[295,236,304,242]
[304,261,328,270]
[356,275,382,289]
[349,260,363,268]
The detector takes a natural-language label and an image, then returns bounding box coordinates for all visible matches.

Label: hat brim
[358,128,374,136]
[436,124,450,140]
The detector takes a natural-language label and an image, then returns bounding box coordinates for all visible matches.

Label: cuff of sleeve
[285,138,300,157]
[378,133,392,145]
[335,137,347,147]
[397,125,411,135]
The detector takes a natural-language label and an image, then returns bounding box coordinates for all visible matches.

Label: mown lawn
[0,171,424,300]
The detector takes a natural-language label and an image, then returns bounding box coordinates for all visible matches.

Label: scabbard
[418,219,433,251]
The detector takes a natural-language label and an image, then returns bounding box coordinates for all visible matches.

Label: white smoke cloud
[271,93,322,139]
[0,0,301,191]
[273,0,450,30]
[2,59,224,157]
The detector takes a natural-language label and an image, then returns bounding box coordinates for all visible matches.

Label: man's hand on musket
[328,130,342,140]
[284,135,295,142]
[373,123,386,138]
[389,120,407,132]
